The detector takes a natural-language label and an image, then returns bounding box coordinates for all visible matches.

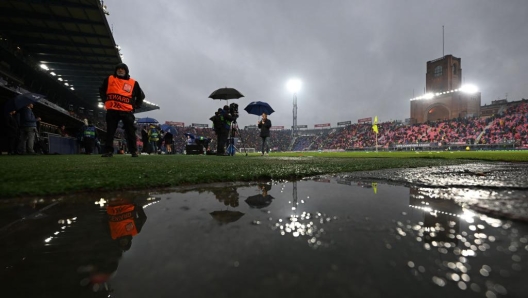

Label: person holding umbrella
[99,63,145,157]
[257,113,272,156]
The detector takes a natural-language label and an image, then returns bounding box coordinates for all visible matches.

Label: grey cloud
[106,0,528,127]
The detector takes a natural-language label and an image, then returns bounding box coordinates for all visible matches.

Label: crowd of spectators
[478,102,528,146]
[144,100,527,154]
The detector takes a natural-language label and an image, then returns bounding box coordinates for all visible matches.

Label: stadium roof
[0,0,159,113]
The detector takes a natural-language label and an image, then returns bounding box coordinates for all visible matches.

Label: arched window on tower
[452,64,457,75]
[434,66,443,77]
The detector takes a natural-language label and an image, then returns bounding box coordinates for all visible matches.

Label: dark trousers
[217,130,228,154]
[84,138,95,154]
[105,110,137,154]
[261,136,269,154]
[141,138,149,152]
[7,134,19,154]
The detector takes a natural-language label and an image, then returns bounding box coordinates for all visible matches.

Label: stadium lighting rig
[410,84,479,101]
[287,79,302,138]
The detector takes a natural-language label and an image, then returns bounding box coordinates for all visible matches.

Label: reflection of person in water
[259,183,272,196]
[106,198,148,251]
[212,187,240,208]
[81,197,149,293]
[245,182,275,209]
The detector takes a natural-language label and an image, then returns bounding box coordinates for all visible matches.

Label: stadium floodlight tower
[287,79,302,138]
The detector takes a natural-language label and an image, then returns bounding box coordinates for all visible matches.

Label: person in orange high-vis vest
[99,63,145,157]
[106,198,147,251]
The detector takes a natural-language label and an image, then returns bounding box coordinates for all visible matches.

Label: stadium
[1,2,528,298]
[1,1,527,155]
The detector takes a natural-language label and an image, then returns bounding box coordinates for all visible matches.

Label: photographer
[210,106,234,156]
[258,112,272,156]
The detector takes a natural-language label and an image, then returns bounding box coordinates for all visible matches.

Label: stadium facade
[410,55,481,124]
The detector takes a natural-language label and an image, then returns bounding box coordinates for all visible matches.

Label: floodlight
[40,64,49,71]
[460,84,478,94]
[287,79,302,93]
[423,93,434,100]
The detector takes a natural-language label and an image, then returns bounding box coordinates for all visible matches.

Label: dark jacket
[212,109,234,133]
[5,113,19,137]
[141,127,149,142]
[258,119,272,137]
[164,132,174,144]
[18,107,38,128]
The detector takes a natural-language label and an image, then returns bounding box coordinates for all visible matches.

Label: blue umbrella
[160,124,177,135]
[3,92,45,114]
[184,133,195,139]
[244,101,274,116]
[136,117,159,124]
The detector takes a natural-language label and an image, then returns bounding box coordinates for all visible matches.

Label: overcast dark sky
[106,0,528,128]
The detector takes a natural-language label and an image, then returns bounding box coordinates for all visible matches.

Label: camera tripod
[226,120,248,156]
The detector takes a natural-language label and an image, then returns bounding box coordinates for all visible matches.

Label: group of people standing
[210,105,272,156]
[140,124,174,154]
[5,62,273,157]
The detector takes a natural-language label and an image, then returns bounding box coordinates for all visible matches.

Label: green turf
[1,150,527,198]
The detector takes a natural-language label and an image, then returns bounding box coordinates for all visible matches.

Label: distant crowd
[131,100,527,153]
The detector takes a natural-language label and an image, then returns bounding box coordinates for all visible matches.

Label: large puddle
[1,178,527,298]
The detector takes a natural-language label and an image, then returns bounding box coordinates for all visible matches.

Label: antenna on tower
[442,25,445,57]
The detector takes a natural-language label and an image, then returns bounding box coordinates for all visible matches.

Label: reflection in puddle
[0,180,527,297]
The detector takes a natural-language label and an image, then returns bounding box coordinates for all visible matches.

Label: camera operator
[210,105,234,156]
[258,112,272,156]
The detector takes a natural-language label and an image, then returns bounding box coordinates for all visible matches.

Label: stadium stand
[0,0,159,154]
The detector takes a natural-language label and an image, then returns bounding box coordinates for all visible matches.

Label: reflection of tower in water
[409,187,461,245]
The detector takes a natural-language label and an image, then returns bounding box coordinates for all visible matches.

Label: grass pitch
[1,150,526,198]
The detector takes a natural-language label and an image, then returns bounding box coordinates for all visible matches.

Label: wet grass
[0,150,527,198]
[274,150,528,161]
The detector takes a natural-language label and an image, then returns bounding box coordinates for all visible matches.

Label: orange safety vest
[107,204,138,239]
[104,76,136,112]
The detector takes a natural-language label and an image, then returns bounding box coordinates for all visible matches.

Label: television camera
[229,103,239,119]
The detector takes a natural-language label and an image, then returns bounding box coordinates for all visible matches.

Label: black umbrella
[209,87,244,101]
[3,92,44,114]
[245,194,275,209]
[210,210,244,224]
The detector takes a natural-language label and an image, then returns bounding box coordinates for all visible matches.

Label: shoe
[101,153,113,157]
[131,152,139,157]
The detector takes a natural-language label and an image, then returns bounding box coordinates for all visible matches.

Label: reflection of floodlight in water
[287,79,302,93]
[460,84,478,94]
[460,209,475,223]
